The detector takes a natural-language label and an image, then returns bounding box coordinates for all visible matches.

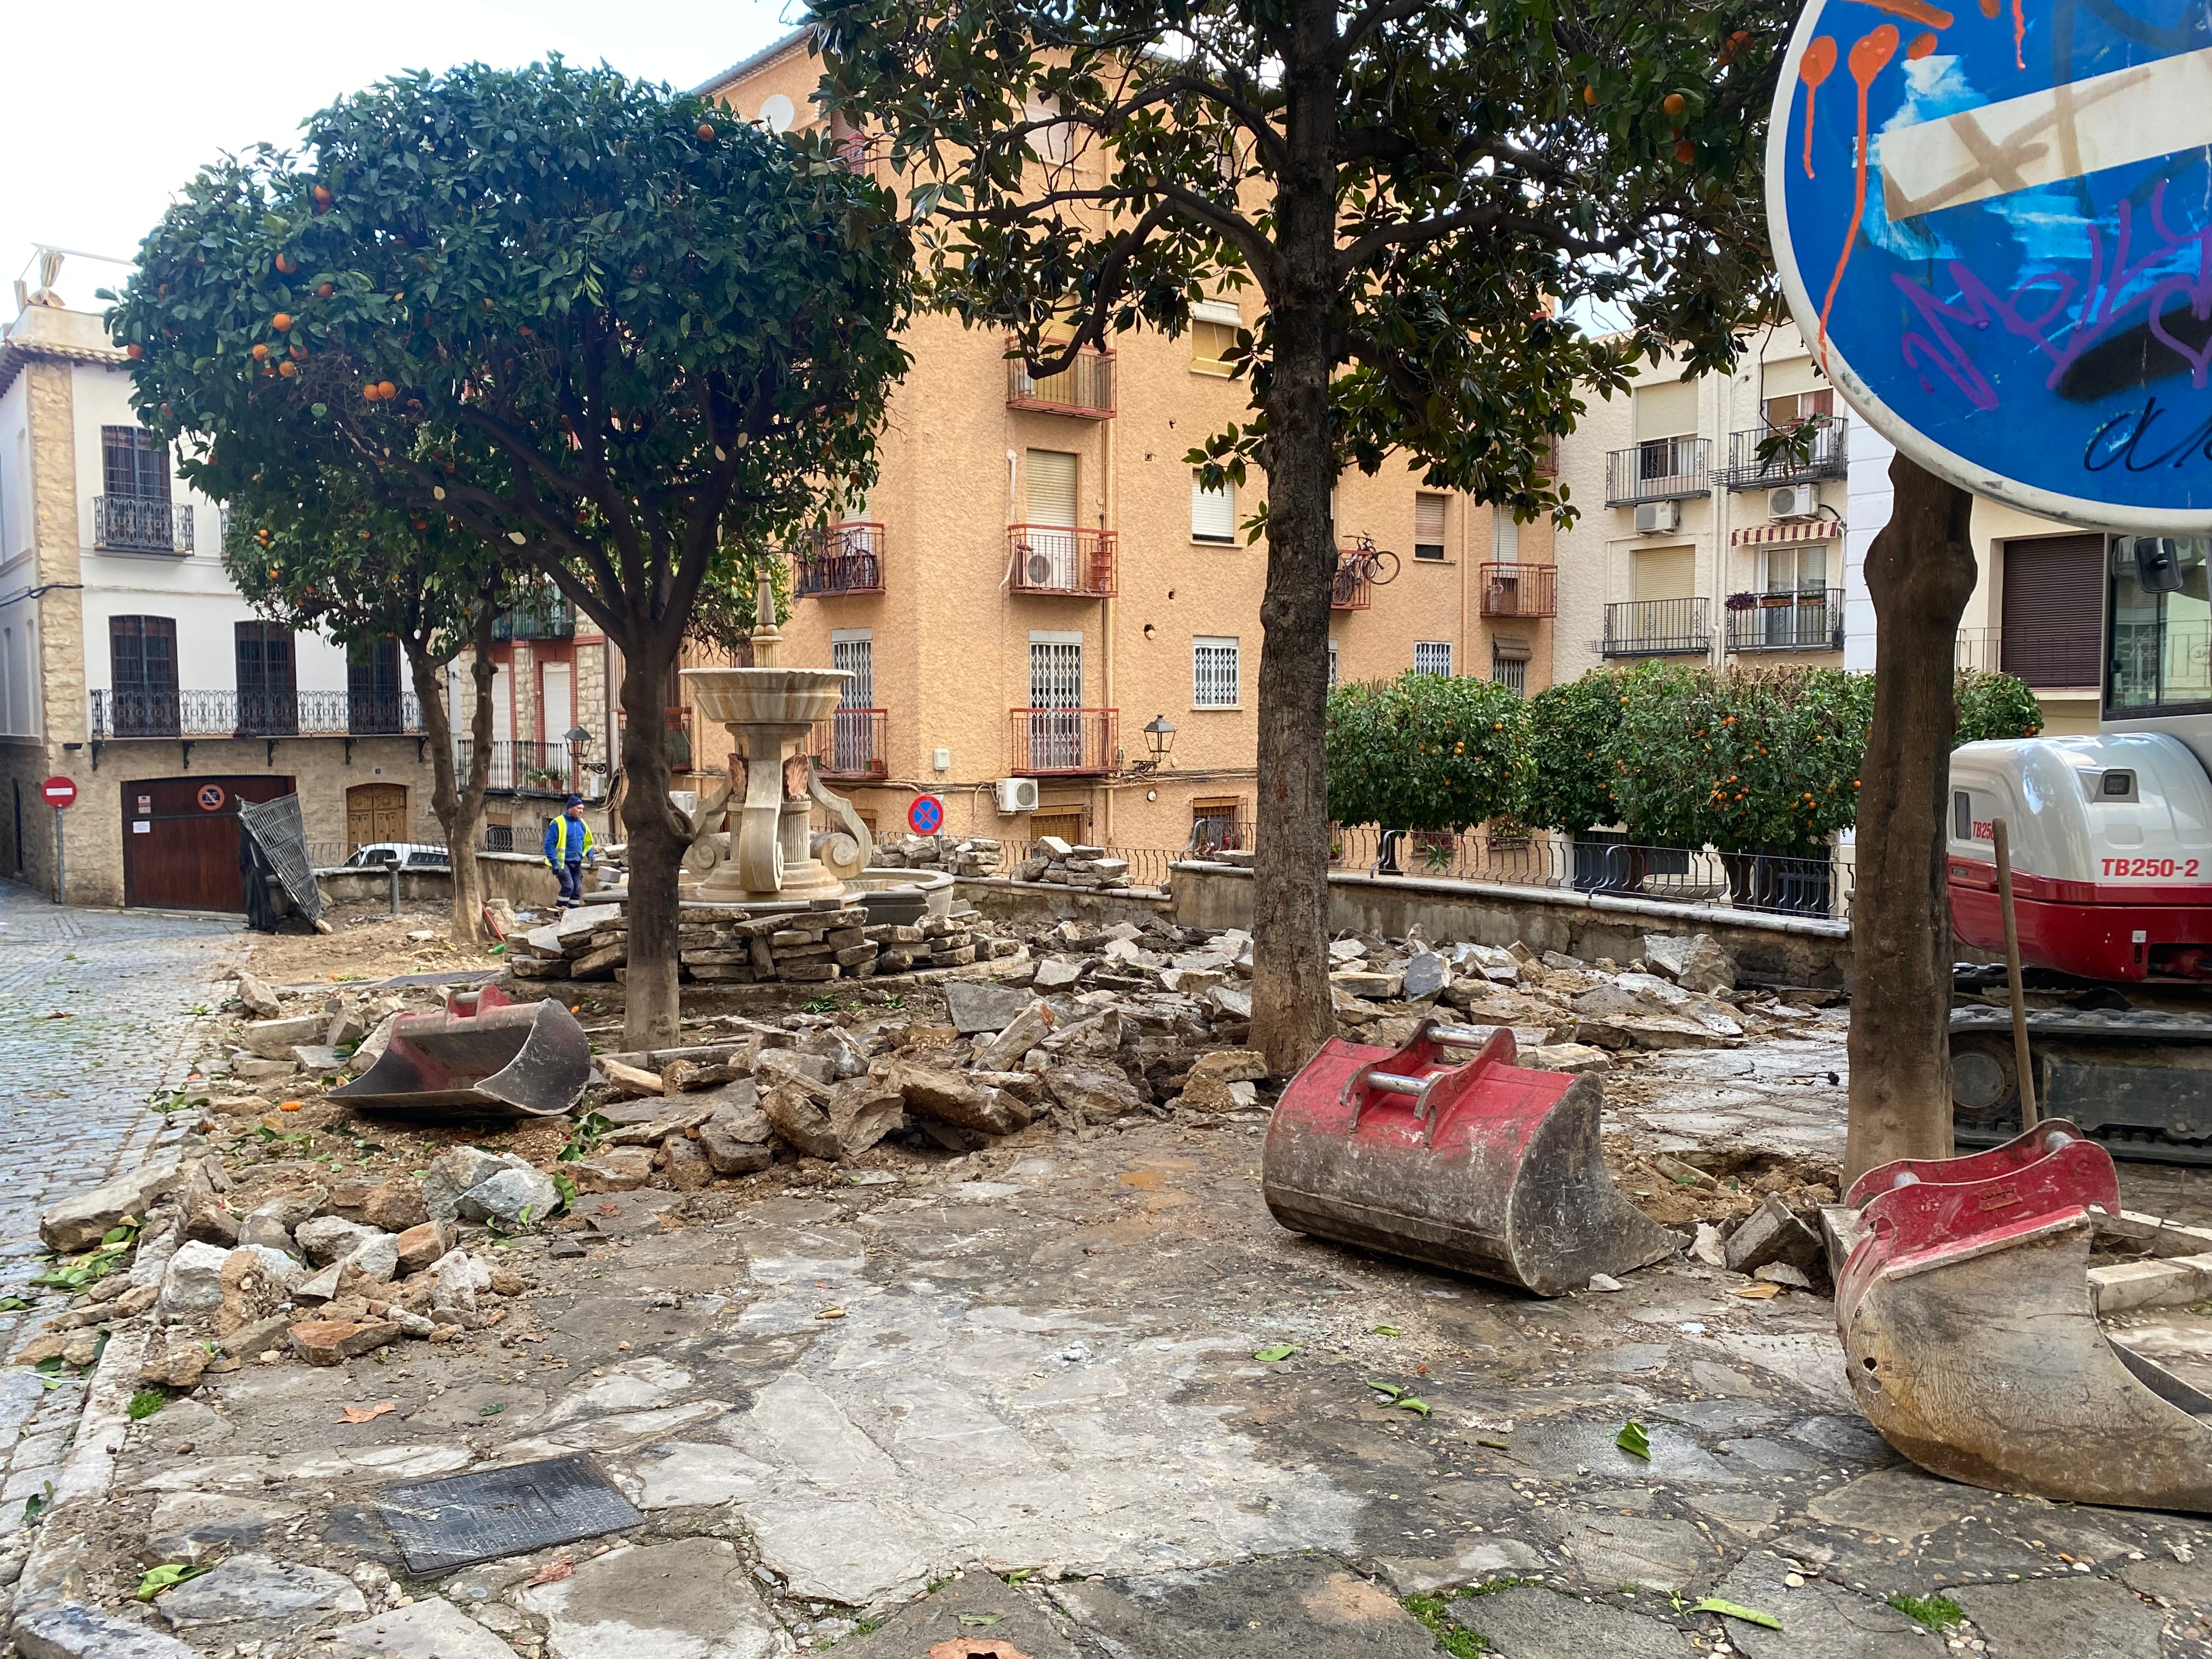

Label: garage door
[123,775,296,911]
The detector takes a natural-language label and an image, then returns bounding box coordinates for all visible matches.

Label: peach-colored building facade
[691,33,1558,855]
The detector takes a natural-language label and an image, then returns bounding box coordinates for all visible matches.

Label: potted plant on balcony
[1724,591,1759,611]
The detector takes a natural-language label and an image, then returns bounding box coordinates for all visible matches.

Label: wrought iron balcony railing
[1480,562,1558,618]
[1009,526,1116,597]
[1605,438,1712,505]
[1331,559,1373,611]
[1726,588,1844,652]
[457,739,585,793]
[93,496,193,554]
[91,687,423,738]
[813,707,889,780]
[492,597,576,641]
[1956,626,2102,688]
[1006,349,1116,418]
[793,523,887,598]
[1008,707,1118,776]
[1602,598,1712,657]
[1724,418,1849,489]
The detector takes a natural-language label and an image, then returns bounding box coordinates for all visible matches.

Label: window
[1327,639,1339,686]
[1633,545,1696,602]
[1633,379,1702,483]
[1492,511,1520,561]
[2112,537,2212,713]
[349,636,404,734]
[1762,357,1834,427]
[235,621,298,735]
[1492,642,1529,696]
[2003,534,2105,688]
[110,615,178,736]
[1192,473,1237,544]
[1190,798,1245,853]
[1414,493,1447,562]
[1021,450,1082,588]
[1190,300,1240,375]
[1193,636,1240,707]
[1413,641,1453,676]
[101,426,171,503]
[1025,634,1086,770]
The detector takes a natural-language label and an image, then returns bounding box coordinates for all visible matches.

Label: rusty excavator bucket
[1833,1121,2212,1513]
[1261,1020,1681,1296]
[331,986,592,1119]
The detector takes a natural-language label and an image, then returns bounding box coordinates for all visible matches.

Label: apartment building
[0,255,438,909]
[448,589,617,853]
[1551,320,1851,680]
[695,32,1557,855]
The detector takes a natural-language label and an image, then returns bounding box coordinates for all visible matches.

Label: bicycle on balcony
[1336,532,1401,590]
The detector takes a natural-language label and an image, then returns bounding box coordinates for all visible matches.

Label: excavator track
[1949,1005,2212,1164]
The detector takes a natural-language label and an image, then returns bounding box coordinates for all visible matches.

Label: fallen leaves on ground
[1692,1598,1782,1630]
[528,1559,575,1587]
[337,1401,398,1425]
[1616,1420,1652,1460]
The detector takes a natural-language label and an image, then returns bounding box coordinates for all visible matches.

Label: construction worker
[544,795,596,909]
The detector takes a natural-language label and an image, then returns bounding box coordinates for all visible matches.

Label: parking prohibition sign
[907,795,944,836]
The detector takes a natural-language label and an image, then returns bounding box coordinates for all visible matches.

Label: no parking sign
[906,795,944,836]
[1769,0,2212,528]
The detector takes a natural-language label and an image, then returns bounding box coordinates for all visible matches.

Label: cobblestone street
[0,881,234,1291]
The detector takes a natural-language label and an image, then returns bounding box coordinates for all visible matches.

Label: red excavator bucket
[331,986,592,1118]
[1834,1120,2212,1512]
[1261,1020,1681,1296]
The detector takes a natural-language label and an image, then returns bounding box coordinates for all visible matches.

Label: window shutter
[1415,493,1447,546]
[1025,450,1078,526]
[1633,545,1696,602]
[1491,512,1520,561]
[1763,358,1821,401]
[1633,379,1701,441]
[1192,475,1236,541]
[2001,534,2106,686]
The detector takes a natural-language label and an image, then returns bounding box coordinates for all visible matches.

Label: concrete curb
[9,1323,148,1619]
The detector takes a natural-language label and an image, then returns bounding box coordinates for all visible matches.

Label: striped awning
[1731,519,1842,546]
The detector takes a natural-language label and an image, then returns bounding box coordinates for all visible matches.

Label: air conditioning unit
[995,777,1041,813]
[1769,484,1820,521]
[1633,500,1681,535]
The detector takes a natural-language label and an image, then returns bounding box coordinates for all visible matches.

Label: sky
[3,0,795,315]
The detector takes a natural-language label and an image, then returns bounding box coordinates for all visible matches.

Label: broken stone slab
[1542,1513,1715,1594]
[1329,968,1403,1000]
[229,1056,298,1080]
[1401,951,1449,1002]
[156,1554,367,1633]
[41,1156,187,1252]
[138,1341,212,1392]
[234,970,284,1019]
[569,1150,657,1193]
[421,1148,517,1222]
[971,1002,1055,1072]
[428,1250,493,1314]
[1677,934,1737,995]
[1206,984,1254,1022]
[156,1239,234,1322]
[759,1077,904,1161]
[295,1216,386,1268]
[289,1319,404,1366]
[876,1059,1030,1136]
[516,1537,788,1659]
[943,979,1034,1035]
[1723,1195,1824,1277]
[698,1110,774,1177]
[1046,1063,1147,1125]
[147,1491,303,1561]
[217,1251,292,1337]
[1032,955,1086,992]
[661,1135,714,1191]
[325,1598,516,1659]
[241,1013,325,1060]
[16,1602,212,1659]
[1447,1586,1696,1657]
[1180,1049,1268,1111]
[1520,1042,1612,1074]
[392,1221,455,1276]
[458,1166,563,1226]
[1703,1549,1922,1657]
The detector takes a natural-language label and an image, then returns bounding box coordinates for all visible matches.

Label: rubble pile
[504,899,1023,985]
[870,832,1003,876]
[1011,834,1136,891]
[218,971,430,1087]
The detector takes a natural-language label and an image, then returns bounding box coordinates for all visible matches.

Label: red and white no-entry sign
[40,776,76,809]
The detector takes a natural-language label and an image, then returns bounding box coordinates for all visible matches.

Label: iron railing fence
[1606,438,1712,504]
[91,687,422,738]
[1007,706,1118,775]
[1006,349,1116,417]
[1724,419,1849,489]
[1008,526,1117,597]
[457,739,587,794]
[1603,597,1712,657]
[811,707,889,780]
[1955,626,2103,688]
[1726,589,1845,653]
[792,523,887,597]
[93,495,193,554]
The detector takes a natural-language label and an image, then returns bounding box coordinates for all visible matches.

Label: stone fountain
[677,570,871,904]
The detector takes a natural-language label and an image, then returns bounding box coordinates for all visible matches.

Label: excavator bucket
[331,986,592,1119]
[1834,1120,2212,1513]
[1262,1020,1681,1296]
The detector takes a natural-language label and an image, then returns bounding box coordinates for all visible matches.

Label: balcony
[1533,436,1559,477]
[1602,598,1711,657]
[1606,438,1712,505]
[1956,627,2102,688]
[1727,589,1844,653]
[93,495,193,554]
[1331,557,1373,611]
[1007,349,1116,419]
[1008,707,1118,776]
[492,596,576,641]
[813,707,888,781]
[89,687,423,739]
[1724,419,1848,489]
[665,704,694,772]
[793,523,887,599]
[458,739,586,793]
[1009,526,1116,597]
[1480,562,1558,618]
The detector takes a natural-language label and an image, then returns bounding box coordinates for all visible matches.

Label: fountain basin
[681,665,849,727]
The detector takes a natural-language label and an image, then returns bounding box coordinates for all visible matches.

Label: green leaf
[1370,1324,1401,1336]
[956,1612,1003,1628]
[478,1402,508,1417]
[1476,1437,1510,1451]
[0,1297,30,1312]
[1364,1380,1403,1400]
[1616,1420,1651,1460]
[1396,1397,1431,1417]
[1252,1345,1296,1363]
[1691,1598,1781,1630]
[136,1563,211,1601]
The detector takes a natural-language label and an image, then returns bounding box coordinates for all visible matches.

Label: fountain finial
[749,562,782,669]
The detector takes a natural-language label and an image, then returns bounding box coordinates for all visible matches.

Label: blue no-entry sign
[906,795,944,836]
[1769,0,2212,529]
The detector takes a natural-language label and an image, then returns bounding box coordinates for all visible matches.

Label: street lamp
[1142,714,1176,760]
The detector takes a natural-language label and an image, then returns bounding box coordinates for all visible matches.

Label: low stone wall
[1170,861,1853,989]
[313,851,559,909]
[953,877,1177,931]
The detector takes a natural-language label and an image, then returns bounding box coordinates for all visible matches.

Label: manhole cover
[378,1454,642,1575]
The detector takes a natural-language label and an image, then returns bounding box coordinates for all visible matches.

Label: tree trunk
[1844,452,1979,1186]
[1246,13,1342,1078]
[617,633,689,1051]
[406,614,497,947]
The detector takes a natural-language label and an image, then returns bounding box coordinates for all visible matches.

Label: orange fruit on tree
[313,184,332,206]
[1675,139,1695,162]
[251,343,271,360]
[275,253,296,275]
[1663,92,1686,115]
[377,381,398,400]
[698,123,716,141]
[126,342,144,360]
[289,342,307,360]
[317,283,335,298]
[1582,84,1598,105]
[364,383,382,402]
[273,312,293,331]
[278,360,298,377]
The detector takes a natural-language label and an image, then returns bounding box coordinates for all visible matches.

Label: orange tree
[1523,665,1635,834]
[1325,672,1531,847]
[811,0,1788,1071]
[1955,668,2044,743]
[111,60,915,1049]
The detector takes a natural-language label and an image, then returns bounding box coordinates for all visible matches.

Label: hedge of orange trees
[1329,662,2042,850]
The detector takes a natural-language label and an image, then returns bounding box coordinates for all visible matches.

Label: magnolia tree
[113,60,915,1048]
[813,0,1788,1070]
[222,495,509,941]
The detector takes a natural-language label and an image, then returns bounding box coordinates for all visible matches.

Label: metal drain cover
[379,1454,642,1575]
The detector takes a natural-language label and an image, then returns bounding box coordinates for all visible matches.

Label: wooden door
[347,783,408,851]
[122,775,295,911]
